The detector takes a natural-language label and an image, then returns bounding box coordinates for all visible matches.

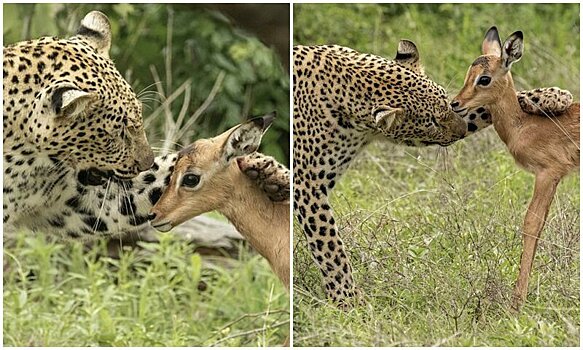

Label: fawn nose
[450,100,460,109]
[147,212,157,221]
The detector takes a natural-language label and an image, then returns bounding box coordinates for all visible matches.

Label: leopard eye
[181,173,200,188]
[477,75,492,86]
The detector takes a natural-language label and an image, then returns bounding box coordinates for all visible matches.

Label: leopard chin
[77,168,114,186]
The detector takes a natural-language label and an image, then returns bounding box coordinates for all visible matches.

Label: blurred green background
[4,3,290,164]
[293,3,579,347]
[294,3,579,96]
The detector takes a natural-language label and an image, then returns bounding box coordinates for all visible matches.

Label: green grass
[4,234,289,346]
[293,130,579,346]
[293,3,579,347]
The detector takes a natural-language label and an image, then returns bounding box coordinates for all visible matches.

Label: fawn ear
[482,26,502,56]
[372,106,405,130]
[222,112,275,164]
[501,31,523,71]
[394,40,423,74]
[74,11,112,58]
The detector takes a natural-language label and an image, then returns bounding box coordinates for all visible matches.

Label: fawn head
[451,26,524,113]
[149,112,275,232]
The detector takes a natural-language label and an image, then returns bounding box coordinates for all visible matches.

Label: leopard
[292,41,574,306]
[3,11,155,233]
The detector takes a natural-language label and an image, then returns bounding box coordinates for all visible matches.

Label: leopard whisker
[137,82,163,99]
[157,139,185,149]
[121,180,140,236]
[92,178,111,235]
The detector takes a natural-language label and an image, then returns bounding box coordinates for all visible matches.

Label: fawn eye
[181,174,200,188]
[477,76,492,86]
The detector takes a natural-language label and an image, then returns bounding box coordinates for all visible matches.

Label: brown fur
[455,59,579,175]
[452,28,580,311]
[149,126,290,289]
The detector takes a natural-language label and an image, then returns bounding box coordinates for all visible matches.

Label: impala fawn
[148,113,290,288]
[451,27,580,310]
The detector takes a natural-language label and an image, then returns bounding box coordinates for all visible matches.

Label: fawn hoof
[510,292,525,313]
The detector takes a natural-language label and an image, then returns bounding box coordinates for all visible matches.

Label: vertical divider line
[288,1,295,347]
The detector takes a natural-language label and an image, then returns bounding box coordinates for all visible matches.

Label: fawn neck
[219,162,290,287]
[488,75,526,145]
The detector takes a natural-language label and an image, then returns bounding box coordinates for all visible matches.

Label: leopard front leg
[294,175,358,306]
[293,122,370,307]
[237,152,290,203]
[461,87,575,137]
[517,87,573,116]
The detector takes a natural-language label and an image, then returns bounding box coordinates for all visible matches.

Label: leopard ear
[372,106,405,130]
[394,40,424,75]
[41,83,95,119]
[53,87,94,118]
[74,11,112,58]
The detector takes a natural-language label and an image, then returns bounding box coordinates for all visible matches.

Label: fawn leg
[511,172,559,311]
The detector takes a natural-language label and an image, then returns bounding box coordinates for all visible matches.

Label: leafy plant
[3,3,290,164]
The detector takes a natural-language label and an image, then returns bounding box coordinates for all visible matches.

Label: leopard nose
[138,150,155,172]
